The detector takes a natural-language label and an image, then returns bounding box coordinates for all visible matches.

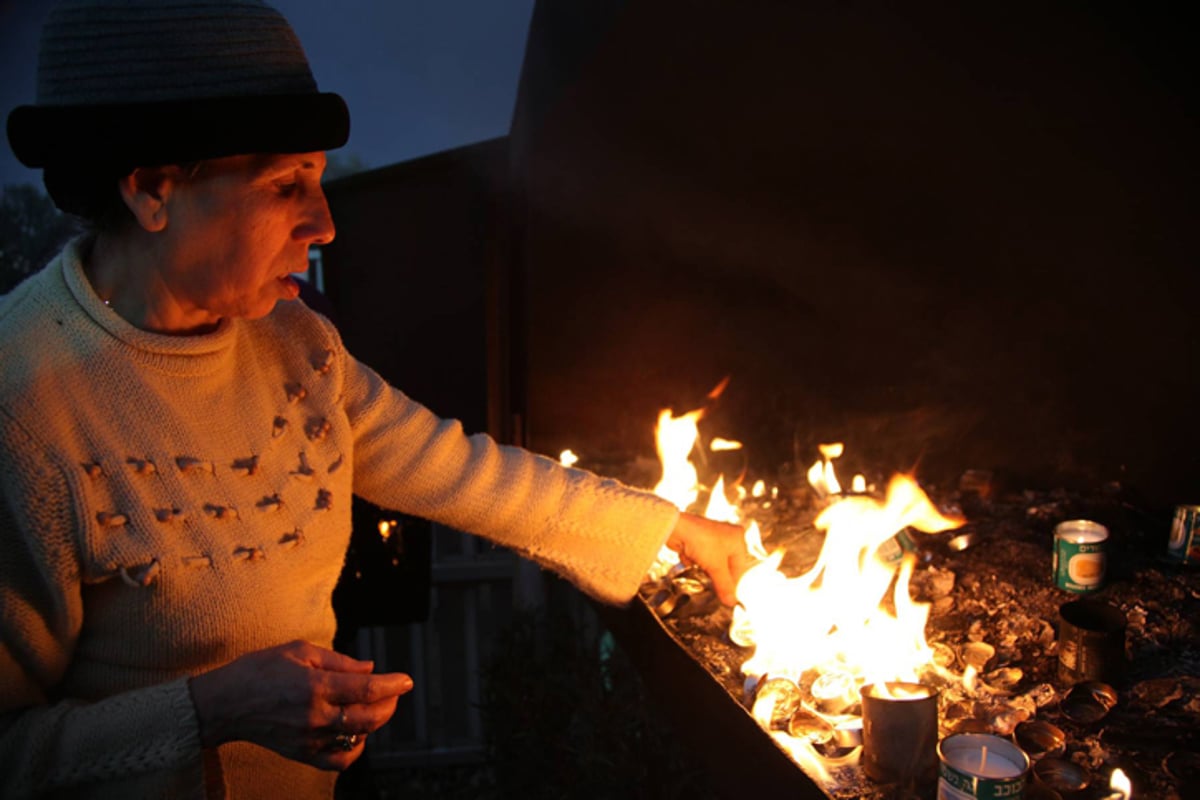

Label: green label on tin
[1053,541,1106,593]
[938,762,1026,799]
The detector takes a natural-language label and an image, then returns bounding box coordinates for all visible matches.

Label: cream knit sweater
[0,239,679,798]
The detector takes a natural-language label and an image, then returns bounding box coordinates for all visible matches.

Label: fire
[734,474,962,684]
[807,442,845,496]
[558,448,579,467]
[641,400,965,787]
[651,407,705,511]
[703,475,741,523]
[646,407,705,579]
[1110,767,1132,799]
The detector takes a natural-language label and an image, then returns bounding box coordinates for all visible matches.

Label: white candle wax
[943,747,1024,779]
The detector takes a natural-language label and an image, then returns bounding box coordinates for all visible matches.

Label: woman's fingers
[189,640,414,771]
[292,640,375,674]
[665,513,751,605]
[332,693,402,735]
[324,670,413,707]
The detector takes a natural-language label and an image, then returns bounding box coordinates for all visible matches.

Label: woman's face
[162,151,334,323]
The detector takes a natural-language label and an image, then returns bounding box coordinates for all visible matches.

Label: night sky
[0,0,535,188]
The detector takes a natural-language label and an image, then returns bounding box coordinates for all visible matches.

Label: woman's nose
[298,189,336,245]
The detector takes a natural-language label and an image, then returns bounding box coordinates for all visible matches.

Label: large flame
[644,407,965,787]
[734,473,962,686]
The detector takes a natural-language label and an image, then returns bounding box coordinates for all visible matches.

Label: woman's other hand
[665,512,755,606]
[187,640,413,771]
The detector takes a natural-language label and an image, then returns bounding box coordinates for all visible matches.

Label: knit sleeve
[340,352,679,606]
[0,410,203,797]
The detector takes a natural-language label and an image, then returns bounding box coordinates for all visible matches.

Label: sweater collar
[59,236,238,361]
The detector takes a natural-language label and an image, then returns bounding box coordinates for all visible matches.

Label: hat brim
[7,92,350,170]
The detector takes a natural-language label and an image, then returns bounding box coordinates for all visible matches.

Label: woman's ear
[116,165,182,233]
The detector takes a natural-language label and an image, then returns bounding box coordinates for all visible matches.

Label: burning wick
[1108,767,1132,799]
[558,449,579,467]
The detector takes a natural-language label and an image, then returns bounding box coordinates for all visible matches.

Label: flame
[378,519,397,541]
[962,665,979,693]
[710,437,743,451]
[820,443,845,459]
[646,407,705,578]
[733,474,962,689]
[867,682,931,700]
[558,449,579,467]
[744,521,769,560]
[707,375,732,400]
[723,469,962,789]
[703,475,741,523]
[807,442,845,496]
[1110,768,1132,799]
[652,408,704,511]
[639,406,966,789]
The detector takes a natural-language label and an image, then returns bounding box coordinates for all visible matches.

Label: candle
[1052,519,1109,593]
[861,682,938,785]
[938,733,1029,799]
[944,743,1024,778]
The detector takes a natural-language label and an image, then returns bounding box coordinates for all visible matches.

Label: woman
[0,1,748,797]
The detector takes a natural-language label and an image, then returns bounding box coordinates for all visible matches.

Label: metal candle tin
[1052,520,1108,593]
[938,733,1030,799]
[861,682,939,785]
[1168,505,1200,564]
[1057,598,1127,687]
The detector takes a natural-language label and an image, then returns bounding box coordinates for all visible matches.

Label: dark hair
[43,161,205,232]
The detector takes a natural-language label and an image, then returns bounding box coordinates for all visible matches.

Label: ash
[639,473,1200,799]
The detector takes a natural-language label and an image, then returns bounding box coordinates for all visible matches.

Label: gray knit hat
[6,0,349,213]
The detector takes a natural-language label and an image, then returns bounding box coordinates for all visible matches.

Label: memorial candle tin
[1168,505,1200,564]
[1052,520,1108,593]
[938,733,1029,799]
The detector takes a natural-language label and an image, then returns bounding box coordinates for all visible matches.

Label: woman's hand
[187,640,413,771]
[665,512,755,606]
